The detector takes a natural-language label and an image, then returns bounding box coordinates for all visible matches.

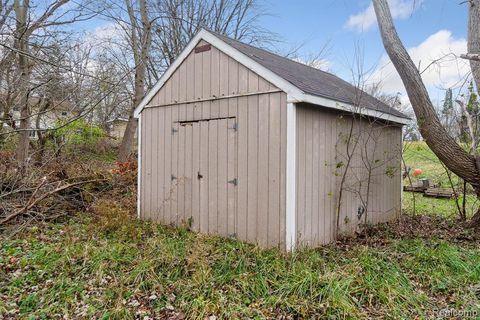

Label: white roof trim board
[134,29,409,125]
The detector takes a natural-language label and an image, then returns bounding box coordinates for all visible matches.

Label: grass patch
[1,142,479,318]
[403,141,449,185]
[402,192,479,218]
[403,141,480,218]
[1,215,480,319]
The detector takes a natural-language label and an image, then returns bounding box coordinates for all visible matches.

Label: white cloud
[87,22,126,44]
[81,22,129,72]
[370,30,470,100]
[345,0,421,32]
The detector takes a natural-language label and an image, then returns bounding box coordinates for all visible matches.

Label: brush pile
[0,151,136,229]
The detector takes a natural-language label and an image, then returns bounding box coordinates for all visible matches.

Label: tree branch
[0,178,106,225]
[461,53,480,61]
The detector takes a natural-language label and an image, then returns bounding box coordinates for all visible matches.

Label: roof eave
[289,93,410,125]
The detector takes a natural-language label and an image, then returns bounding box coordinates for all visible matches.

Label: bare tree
[13,0,31,167]
[117,0,151,162]
[6,0,96,168]
[149,0,275,69]
[373,0,480,226]
[334,100,401,238]
[114,0,275,160]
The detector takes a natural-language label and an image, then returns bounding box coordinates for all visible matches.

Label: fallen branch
[0,178,106,225]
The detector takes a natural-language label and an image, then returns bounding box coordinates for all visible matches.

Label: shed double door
[172,117,237,236]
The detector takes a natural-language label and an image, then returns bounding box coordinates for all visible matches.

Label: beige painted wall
[140,40,287,249]
[295,104,402,247]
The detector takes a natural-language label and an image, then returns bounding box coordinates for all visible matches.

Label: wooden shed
[134,29,409,251]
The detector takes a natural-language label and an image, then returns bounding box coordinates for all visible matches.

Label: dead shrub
[0,149,140,234]
[89,161,139,236]
[91,199,136,235]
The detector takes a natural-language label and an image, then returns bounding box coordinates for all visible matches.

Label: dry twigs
[0,151,111,228]
[0,178,106,225]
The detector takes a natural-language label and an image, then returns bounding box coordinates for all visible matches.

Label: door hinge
[229,122,238,131]
[171,174,177,181]
[228,178,237,186]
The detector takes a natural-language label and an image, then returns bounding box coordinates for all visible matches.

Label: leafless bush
[0,150,117,230]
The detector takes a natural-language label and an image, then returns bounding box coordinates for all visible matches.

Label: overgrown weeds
[1,213,479,319]
[2,142,480,318]
[0,148,135,231]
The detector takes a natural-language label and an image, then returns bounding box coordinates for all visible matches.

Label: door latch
[228,178,237,186]
[197,171,203,179]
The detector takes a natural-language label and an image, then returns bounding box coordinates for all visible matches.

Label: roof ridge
[206,29,339,78]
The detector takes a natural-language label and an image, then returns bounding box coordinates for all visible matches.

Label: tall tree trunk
[14,0,30,168]
[468,0,480,89]
[118,0,151,162]
[34,98,51,165]
[118,110,138,161]
[373,0,480,225]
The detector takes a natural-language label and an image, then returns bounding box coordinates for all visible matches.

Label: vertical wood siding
[140,41,287,249]
[140,38,402,249]
[295,104,402,247]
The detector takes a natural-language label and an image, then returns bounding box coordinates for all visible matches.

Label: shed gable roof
[212,32,406,120]
[135,29,409,124]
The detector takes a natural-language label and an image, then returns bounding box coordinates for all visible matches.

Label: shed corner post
[136,112,142,220]
[286,98,297,252]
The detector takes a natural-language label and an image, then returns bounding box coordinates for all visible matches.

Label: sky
[85,0,470,108]
[258,0,469,106]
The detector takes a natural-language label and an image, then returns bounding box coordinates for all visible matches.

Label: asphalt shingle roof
[212,31,408,120]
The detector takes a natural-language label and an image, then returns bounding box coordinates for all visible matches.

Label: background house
[134,29,409,251]
[0,95,73,140]
[106,118,129,140]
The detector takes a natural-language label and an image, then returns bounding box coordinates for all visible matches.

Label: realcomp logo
[434,308,478,319]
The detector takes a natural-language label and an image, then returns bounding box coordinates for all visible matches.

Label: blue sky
[86,0,469,106]
[262,0,466,52]
[259,0,469,105]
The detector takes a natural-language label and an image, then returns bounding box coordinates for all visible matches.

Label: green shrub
[54,119,104,146]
